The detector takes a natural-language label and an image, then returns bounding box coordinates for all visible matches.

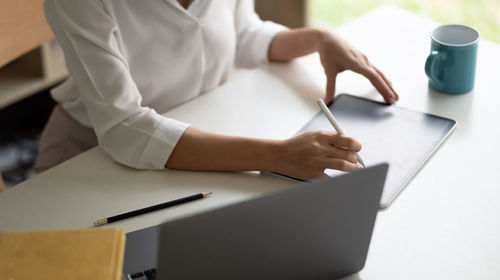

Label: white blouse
[43,0,286,170]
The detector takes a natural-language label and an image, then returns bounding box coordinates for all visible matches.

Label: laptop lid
[156,163,388,279]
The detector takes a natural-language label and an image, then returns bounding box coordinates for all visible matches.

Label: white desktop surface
[1,6,500,279]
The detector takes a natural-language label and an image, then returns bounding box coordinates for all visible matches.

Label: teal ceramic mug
[425,24,479,94]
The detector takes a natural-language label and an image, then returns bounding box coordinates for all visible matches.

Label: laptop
[123,163,388,280]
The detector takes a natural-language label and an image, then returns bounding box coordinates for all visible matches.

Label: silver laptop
[123,163,388,280]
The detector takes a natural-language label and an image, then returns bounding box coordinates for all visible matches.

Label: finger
[327,134,362,152]
[353,63,395,104]
[324,74,337,104]
[322,147,358,164]
[357,54,398,101]
[371,64,399,101]
[366,68,395,104]
[324,158,362,172]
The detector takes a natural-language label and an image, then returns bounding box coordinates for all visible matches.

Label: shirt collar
[164,0,203,17]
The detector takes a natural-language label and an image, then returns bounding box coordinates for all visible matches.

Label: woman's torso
[53,0,238,126]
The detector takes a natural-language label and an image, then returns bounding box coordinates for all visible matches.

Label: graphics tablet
[295,94,456,208]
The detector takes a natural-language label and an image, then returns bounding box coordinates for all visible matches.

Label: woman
[36,0,398,180]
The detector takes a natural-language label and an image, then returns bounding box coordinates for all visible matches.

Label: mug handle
[425,51,445,89]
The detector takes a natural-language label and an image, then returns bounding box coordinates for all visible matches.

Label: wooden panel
[0,0,54,68]
[255,0,306,28]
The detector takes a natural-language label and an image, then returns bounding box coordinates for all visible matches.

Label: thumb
[325,74,337,104]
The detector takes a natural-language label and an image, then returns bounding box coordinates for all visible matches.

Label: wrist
[310,28,329,53]
[262,139,285,173]
[316,28,334,54]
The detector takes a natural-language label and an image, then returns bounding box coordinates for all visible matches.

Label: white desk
[1,6,500,279]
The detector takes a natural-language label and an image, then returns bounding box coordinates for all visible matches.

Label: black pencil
[93,192,212,226]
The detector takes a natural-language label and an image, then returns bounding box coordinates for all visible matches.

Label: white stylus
[316,98,366,168]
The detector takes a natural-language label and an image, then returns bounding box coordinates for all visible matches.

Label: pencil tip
[203,192,213,198]
[93,218,108,227]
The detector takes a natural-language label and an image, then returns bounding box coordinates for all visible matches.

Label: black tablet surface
[296,94,456,208]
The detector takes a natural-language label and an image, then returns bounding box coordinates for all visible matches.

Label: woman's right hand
[270,130,362,180]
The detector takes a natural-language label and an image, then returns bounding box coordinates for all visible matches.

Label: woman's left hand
[317,30,399,104]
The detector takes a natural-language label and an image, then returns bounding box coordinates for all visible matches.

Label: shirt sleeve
[234,0,288,68]
[44,0,190,170]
